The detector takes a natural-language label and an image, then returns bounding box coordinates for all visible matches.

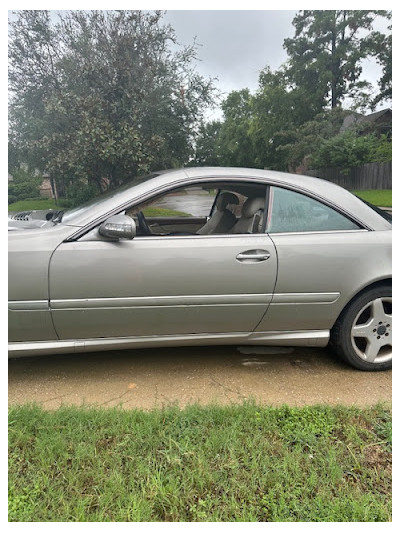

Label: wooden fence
[304,162,392,190]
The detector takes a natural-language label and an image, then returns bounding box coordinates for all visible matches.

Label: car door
[49,190,277,341]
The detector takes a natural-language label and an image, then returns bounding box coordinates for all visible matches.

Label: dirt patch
[8,345,392,410]
[363,445,392,473]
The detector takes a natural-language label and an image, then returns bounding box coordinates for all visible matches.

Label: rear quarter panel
[255,229,391,332]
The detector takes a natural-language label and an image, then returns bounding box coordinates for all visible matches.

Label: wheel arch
[332,277,392,329]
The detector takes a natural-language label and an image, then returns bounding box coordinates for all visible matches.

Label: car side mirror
[99,215,136,240]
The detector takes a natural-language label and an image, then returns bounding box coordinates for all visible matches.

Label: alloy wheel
[350,297,392,364]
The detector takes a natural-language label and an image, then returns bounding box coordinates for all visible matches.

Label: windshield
[60,172,164,224]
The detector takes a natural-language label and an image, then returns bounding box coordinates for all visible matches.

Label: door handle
[236,249,271,262]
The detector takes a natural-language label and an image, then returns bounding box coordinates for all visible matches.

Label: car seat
[197,192,239,235]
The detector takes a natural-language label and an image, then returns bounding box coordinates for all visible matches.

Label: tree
[284,10,391,110]
[276,107,348,171]
[250,67,318,170]
[191,120,223,166]
[371,30,392,107]
[8,10,216,196]
[311,129,392,173]
[202,69,343,172]
[217,89,258,168]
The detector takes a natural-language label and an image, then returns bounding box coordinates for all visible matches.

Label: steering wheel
[136,211,152,235]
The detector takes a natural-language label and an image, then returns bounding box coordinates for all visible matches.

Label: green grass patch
[8,198,62,211]
[8,402,391,522]
[8,200,190,218]
[352,190,392,207]
[141,207,190,217]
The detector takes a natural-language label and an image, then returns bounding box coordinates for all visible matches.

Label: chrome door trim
[119,231,369,243]
[8,300,49,311]
[51,293,274,310]
[131,234,273,241]
[271,292,340,304]
[268,229,369,236]
[50,292,339,310]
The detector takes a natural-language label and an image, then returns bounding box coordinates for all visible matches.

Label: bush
[8,167,42,203]
[311,131,392,174]
[373,135,392,162]
[64,180,99,208]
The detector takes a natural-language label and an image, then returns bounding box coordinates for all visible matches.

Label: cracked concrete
[8,346,391,410]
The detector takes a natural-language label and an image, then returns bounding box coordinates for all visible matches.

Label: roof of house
[340,108,392,132]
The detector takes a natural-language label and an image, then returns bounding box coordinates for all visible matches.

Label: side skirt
[8,330,329,358]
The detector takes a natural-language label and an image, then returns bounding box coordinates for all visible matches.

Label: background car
[8,167,392,370]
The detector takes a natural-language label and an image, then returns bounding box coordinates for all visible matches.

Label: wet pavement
[152,188,215,216]
[8,345,392,410]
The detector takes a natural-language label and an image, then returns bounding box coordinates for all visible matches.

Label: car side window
[128,186,217,218]
[126,183,268,236]
[266,187,361,233]
[151,186,217,217]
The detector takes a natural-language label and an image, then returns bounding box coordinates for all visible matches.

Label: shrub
[64,180,99,208]
[8,167,42,203]
[311,131,392,174]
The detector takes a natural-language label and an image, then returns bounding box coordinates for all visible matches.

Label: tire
[330,286,392,371]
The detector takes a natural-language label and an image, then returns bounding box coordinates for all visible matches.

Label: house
[340,108,392,137]
[39,176,55,199]
[8,168,58,200]
[296,108,392,189]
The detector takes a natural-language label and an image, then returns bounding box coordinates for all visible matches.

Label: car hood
[8,219,54,231]
[8,209,62,231]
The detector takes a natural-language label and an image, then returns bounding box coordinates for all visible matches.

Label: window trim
[117,228,369,243]
[266,229,369,237]
[260,185,270,233]
[209,188,221,218]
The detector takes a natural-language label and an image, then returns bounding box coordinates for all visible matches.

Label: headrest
[241,197,265,218]
[215,192,239,211]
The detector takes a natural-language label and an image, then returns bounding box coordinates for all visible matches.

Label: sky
[163,10,297,97]
[161,9,390,119]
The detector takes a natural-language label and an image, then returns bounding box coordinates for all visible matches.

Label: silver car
[8,167,392,370]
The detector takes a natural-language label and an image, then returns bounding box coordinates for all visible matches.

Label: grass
[8,198,62,211]
[141,207,190,217]
[8,199,190,218]
[352,190,392,207]
[9,402,391,522]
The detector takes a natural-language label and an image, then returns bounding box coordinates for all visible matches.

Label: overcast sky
[163,10,297,96]
[160,9,389,119]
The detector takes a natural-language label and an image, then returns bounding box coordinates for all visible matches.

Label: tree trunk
[331,17,338,108]
[49,175,58,203]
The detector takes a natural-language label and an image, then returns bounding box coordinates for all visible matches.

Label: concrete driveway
[8,345,391,410]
